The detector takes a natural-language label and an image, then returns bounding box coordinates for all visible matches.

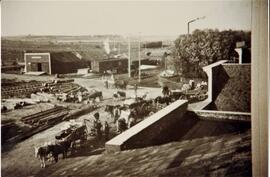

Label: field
[1,35,174,65]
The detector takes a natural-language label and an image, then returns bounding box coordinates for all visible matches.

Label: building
[234,41,251,64]
[1,65,24,74]
[1,49,25,74]
[91,58,128,73]
[24,52,90,74]
[143,48,171,66]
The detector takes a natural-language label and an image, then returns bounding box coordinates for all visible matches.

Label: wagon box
[88,90,102,99]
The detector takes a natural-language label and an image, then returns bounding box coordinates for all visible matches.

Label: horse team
[104,93,176,133]
[34,125,87,168]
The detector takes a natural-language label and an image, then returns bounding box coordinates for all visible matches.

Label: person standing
[113,106,120,123]
[93,112,102,139]
[162,86,170,97]
[104,121,110,141]
[104,79,109,89]
[134,84,138,99]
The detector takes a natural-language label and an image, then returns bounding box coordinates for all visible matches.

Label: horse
[117,118,127,133]
[35,140,71,168]
[113,92,121,101]
[34,145,53,168]
[154,96,172,106]
[113,91,126,101]
[117,91,126,98]
[47,141,71,163]
[115,80,127,90]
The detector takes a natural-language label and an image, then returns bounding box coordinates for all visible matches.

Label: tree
[172,29,251,78]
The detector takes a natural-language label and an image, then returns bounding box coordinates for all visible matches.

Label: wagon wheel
[80,132,87,147]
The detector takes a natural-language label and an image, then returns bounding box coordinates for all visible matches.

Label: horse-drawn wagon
[87,89,103,102]
[122,98,154,120]
[114,80,128,89]
[35,121,88,168]
[107,79,128,89]
[55,121,88,149]
[180,88,208,103]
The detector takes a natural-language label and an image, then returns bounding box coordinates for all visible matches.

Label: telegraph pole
[138,33,141,82]
[118,43,121,54]
[128,35,131,78]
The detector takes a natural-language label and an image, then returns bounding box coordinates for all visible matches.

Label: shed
[91,58,128,74]
[24,52,90,74]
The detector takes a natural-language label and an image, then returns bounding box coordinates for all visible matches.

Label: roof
[92,57,128,62]
[24,51,89,63]
[50,52,88,63]
[79,50,107,61]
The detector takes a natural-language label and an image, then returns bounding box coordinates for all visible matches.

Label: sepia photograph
[1,0,268,177]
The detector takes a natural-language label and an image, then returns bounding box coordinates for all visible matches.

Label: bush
[172,29,251,78]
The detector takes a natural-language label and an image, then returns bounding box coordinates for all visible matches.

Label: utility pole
[128,35,131,78]
[138,33,141,82]
[187,16,206,34]
[164,54,167,70]
[118,43,121,54]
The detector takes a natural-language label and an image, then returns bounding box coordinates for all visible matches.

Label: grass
[114,68,206,89]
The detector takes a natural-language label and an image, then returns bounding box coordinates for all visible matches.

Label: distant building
[1,65,24,74]
[143,49,171,66]
[234,41,251,64]
[131,59,157,69]
[24,52,90,74]
[91,58,128,74]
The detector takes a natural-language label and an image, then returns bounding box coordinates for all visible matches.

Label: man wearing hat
[93,112,102,139]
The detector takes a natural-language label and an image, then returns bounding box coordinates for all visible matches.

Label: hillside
[36,129,251,177]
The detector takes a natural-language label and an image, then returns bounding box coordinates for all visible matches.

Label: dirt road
[1,78,163,177]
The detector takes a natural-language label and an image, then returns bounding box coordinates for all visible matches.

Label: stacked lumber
[1,82,43,99]
[21,106,69,127]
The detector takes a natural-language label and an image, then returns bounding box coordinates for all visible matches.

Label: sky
[1,0,252,36]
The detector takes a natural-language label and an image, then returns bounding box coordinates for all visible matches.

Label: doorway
[37,63,42,71]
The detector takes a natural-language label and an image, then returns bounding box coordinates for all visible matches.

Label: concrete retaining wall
[105,100,188,153]
[193,110,251,122]
[213,64,251,112]
[203,62,251,112]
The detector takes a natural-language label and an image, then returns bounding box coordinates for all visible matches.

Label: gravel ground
[1,77,164,177]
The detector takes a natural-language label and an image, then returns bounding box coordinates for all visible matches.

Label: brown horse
[34,140,71,168]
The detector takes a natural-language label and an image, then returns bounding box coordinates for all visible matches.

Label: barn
[91,58,128,74]
[24,52,90,74]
